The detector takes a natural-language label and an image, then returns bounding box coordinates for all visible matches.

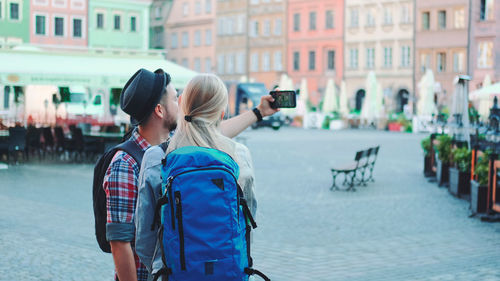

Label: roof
[0,49,197,88]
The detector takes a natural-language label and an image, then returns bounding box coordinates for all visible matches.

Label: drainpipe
[245,0,250,82]
[412,0,417,115]
[466,0,473,93]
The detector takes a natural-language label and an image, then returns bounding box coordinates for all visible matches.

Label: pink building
[165,0,215,73]
[469,0,500,91]
[287,0,343,105]
[30,0,88,48]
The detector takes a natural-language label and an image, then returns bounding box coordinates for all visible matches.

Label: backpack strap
[116,139,145,167]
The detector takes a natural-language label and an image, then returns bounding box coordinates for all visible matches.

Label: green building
[0,0,30,44]
[88,0,151,50]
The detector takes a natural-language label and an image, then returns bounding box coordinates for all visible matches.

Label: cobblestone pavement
[1,128,499,281]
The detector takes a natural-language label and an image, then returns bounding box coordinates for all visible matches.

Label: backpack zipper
[174,191,186,271]
[167,177,175,230]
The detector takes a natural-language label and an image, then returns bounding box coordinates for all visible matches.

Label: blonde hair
[167,74,235,159]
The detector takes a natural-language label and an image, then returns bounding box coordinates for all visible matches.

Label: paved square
[1,128,499,280]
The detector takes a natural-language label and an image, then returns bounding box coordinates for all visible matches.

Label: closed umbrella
[361,71,378,123]
[417,69,437,116]
[297,78,309,116]
[339,81,349,116]
[322,79,338,114]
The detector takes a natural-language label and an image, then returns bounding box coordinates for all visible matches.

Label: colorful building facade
[248,0,286,89]
[0,0,30,45]
[88,0,150,50]
[469,0,500,91]
[215,0,248,81]
[287,0,344,105]
[165,0,215,73]
[344,0,414,113]
[415,0,469,107]
[29,0,88,48]
[149,0,172,49]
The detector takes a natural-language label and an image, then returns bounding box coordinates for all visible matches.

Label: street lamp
[44,99,49,125]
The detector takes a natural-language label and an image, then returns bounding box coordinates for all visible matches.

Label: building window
[130,16,137,32]
[182,32,189,47]
[383,47,392,67]
[0,2,3,20]
[383,6,392,25]
[182,58,188,68]
[293,51,300,71]
[54,17,64,36]
[194,58,201,72]
[263,52,270,71]
[422,12,430,30]
[478,41,493,68]
[73,18,82,37]
[171,33,178,49]
[205,0,212,14]
[263,20,270,36]
[205,29,212,46]
[250,20,258,37]
[350,48,358,69]
[217,54,225,74]
[420,53,431,73]
[217,18,224,35]
[236,52,245,74]
[326,10,334,29]
[350,8,359,27]
[327,50,335,70]
[96,13,104,29]
[438,10,446,29]
[9,2,19,20]
[237,15,246,34]
[195,1,201,15]
[308,51,316,70]
[35,15,46,35]
[274,19,282,35]
[437,52,446,72]
[309,11,316,30]
[401,4,410,23]
[274,51,282,71]
[366,48,375,69]
[480,0,494,21]
[453,52,464,72]
[155,6,162,19]
[183,3,189,16]
[194,30,201,46]
[251,53,259,72]
[114,15,121,30]
[293,13,300,31]
[454,8,465,28]
[205,57,212,73]
[401,46,410,67]
[366,11,375,27]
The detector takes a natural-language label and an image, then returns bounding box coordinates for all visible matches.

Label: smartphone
[270,90,297,109]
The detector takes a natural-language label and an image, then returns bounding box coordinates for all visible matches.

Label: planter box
[470,180,488,214]
[388,122,402,132]
[424,155,435,177]
[449,167,470,198]
[436,159,449,187]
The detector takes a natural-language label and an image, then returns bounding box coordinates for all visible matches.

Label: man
[103,68,277,281]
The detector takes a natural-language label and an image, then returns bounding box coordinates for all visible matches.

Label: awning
[0,48,198,88]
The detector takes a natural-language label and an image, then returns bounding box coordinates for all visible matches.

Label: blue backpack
[152,146,269,281]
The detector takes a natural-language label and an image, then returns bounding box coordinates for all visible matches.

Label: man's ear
[153,103,164,119]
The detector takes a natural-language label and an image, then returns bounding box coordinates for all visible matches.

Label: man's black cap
[120,68,171,125]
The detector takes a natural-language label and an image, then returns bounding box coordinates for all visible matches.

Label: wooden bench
[330,146,380,191]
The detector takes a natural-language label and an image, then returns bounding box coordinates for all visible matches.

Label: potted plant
[435,135,452,187]
[449,147,471,198]
[421,136,434,177]
[471,150,490,214]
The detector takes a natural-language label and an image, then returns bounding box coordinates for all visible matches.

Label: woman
[136,74,257,279]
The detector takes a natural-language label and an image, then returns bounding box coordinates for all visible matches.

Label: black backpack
[92,138,169,253]
[92,139,145,253]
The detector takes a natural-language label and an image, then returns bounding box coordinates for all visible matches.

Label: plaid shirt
[103,130,151,281]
